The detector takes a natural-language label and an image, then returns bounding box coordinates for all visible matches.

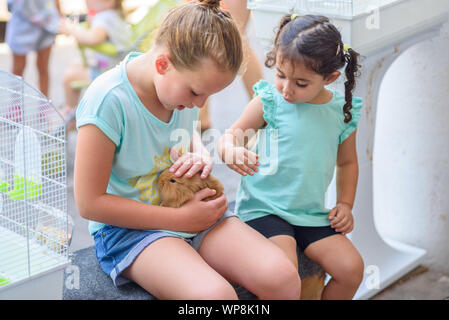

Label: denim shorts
[94,209,236,286]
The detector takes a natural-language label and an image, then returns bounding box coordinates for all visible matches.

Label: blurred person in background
[197,0,264,131]
[58,0,131,120]
[6,0,61,97]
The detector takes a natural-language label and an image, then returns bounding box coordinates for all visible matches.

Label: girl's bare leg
[270,235,329,300]
[11,53,26,77]
[305,234,364,300]
[62,61,89,112]
[36,45,52,97]
[199,1,264,130]
[224,0,263,98]
[241,47,263,98]
[198,217,301,299]
[269,235,298,269]
[121,236,238,300]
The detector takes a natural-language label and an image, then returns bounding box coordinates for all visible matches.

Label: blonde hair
[154,0,243,74]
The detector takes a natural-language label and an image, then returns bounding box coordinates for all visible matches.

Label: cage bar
[0,71,72,298]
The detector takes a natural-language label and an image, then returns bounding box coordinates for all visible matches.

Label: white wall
[374,21,449,273]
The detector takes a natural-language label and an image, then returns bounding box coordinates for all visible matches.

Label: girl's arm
[335,130,359,207]
[74,124,226,232]
[217,96,265,175]
[59,18,108,46]
[329,130,359,235]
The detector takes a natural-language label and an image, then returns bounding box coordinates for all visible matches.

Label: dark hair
[266,14,361,123]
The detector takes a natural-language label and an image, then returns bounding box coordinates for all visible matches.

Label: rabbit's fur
[158,169,224,208]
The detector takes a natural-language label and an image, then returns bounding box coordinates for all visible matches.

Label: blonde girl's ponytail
[154,0,242,74]
[197,0,221,12]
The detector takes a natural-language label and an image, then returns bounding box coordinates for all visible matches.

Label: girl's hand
[222,145,259,176]
[169,148,212,179]
[179,188,228,232]
[58,18,76,35]
[329,203,354,235]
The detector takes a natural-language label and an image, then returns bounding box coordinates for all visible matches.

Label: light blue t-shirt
[235,80,363,227]
[76,52,199,237]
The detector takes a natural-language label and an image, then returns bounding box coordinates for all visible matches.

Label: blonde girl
[74,0,301,300]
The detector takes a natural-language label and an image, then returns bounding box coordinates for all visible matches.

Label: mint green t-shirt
[76,52,199,237]
[235,80,363,227]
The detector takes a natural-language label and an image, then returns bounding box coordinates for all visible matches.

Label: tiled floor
[372,267,449,300]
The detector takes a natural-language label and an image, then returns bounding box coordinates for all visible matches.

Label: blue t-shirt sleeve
[253,80,277,128]
[338,96,363,144]
[76,92,124,146]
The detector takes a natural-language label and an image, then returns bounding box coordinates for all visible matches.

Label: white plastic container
[248,0,449,56]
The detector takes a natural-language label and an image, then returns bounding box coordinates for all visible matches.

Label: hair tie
[337,44,353,55]
[217,12,224,17]
[290,13,300,21]
[343,44,352,53]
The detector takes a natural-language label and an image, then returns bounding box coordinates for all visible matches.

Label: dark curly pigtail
[343,48,361,123]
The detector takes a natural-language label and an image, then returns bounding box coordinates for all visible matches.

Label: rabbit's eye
[169,179,176,183]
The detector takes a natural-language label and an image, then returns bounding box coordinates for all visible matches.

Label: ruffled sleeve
[253,80,277,128]
[338,96,363,144]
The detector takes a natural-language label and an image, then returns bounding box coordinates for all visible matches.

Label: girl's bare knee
[63,63,87,85]
[336,254,364,288]
[187,280,237,300]
[349,255,365,287]
[63,69,78,86]
[255,259,302,299]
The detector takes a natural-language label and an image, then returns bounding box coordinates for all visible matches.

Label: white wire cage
[248,0,401,18]
[0,71,72,298]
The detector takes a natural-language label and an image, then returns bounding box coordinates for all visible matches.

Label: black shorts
[245,214,340,252]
